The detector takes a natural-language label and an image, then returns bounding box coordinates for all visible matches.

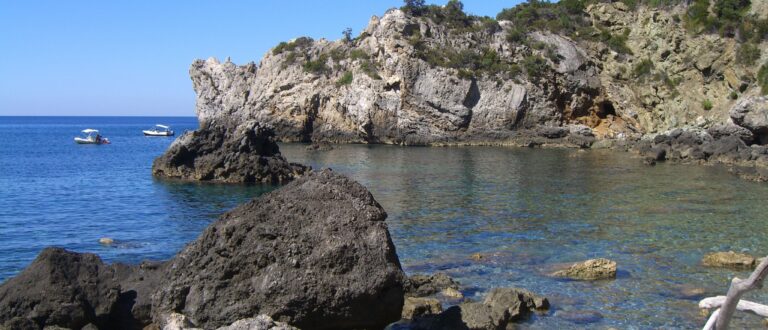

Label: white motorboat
[74,129,110,144]
[143,124,174,136]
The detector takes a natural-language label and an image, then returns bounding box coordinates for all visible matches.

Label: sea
[2,116,768,328]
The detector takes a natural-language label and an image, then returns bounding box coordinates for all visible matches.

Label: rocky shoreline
[0,170,558,330]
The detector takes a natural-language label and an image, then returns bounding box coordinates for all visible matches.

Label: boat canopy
[155,124,170,129]
[82,129,99,134]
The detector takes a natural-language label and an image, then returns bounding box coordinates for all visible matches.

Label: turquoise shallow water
[278,144,768,329]
[2,117,768,328]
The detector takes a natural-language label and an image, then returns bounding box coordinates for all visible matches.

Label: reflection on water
[280,143,768,329]
[2,115,767,329]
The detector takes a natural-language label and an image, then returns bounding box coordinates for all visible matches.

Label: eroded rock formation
[187,3,768,145]
[151,121,308,183]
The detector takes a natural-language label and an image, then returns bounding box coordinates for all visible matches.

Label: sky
[0,0,525,116]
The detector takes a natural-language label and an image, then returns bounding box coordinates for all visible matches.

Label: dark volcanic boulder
[0,248,160,330]
[152,170,406,329]
[152,121,309,183]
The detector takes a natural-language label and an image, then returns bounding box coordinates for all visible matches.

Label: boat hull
[143,131,174,136]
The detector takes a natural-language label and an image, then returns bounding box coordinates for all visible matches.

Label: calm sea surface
[2,117,768,328]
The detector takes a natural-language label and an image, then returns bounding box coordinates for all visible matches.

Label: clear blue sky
[0,0,524,116]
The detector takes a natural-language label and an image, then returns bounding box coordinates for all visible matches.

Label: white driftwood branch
[714,256,768,329]
[703,308,720,330]
[699,296,768,317]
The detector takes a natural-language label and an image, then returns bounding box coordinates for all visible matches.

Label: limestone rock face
[189,9,609,145]
[184,4,768,147]
[702,251,756,269]
[151,121,308,183]
[152,170,406,329]
[551,258,617,280]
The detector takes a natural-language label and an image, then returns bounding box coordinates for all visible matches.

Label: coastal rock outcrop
[152,121,308,183]
[0,248,161,330]
[151,170,406,329]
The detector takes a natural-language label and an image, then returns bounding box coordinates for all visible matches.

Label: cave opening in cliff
[598,101,616,119]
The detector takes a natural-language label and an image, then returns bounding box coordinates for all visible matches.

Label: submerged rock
[702,251,756,269]
[152,121,308,183]
[160,313,297,330]
[305,142,334,151]
[405,273,461,297]
[550,258,617,280]
[555,310,604,324]
[98,237,114,245]
[411,287,549,330]
[152,170,406,329]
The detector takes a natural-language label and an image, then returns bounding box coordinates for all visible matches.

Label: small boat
[74,129,110,145]
[143,124,174,136]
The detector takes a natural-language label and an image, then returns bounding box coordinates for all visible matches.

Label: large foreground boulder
[0,248,161,330]
[152,170,406,329]
[152,121,308,183]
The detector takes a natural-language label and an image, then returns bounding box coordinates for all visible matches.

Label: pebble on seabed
[98,237,114,245]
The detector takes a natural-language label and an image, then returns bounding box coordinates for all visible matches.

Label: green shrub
[632,58,654,79]
[736,43,761,65]
[303,55,329,74]
[758,62,768,94]
[730,91,739,99]
[457,69,475,80]
[608,30,633,54]
[506,27,527,43]
[360,60,381,79]
[336,71,353,86]
[401,0,427,16]
[272,37,314,55]
[349,49,369,60]
[522,55,549,81]
[702,99,713,110]
[329,48,346,62]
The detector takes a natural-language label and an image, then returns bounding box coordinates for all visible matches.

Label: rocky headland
[173,0,768,181]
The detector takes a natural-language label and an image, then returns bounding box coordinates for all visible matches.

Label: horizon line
[0,115,198,118]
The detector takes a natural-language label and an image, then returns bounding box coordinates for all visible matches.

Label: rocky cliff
[189,2,768,147]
